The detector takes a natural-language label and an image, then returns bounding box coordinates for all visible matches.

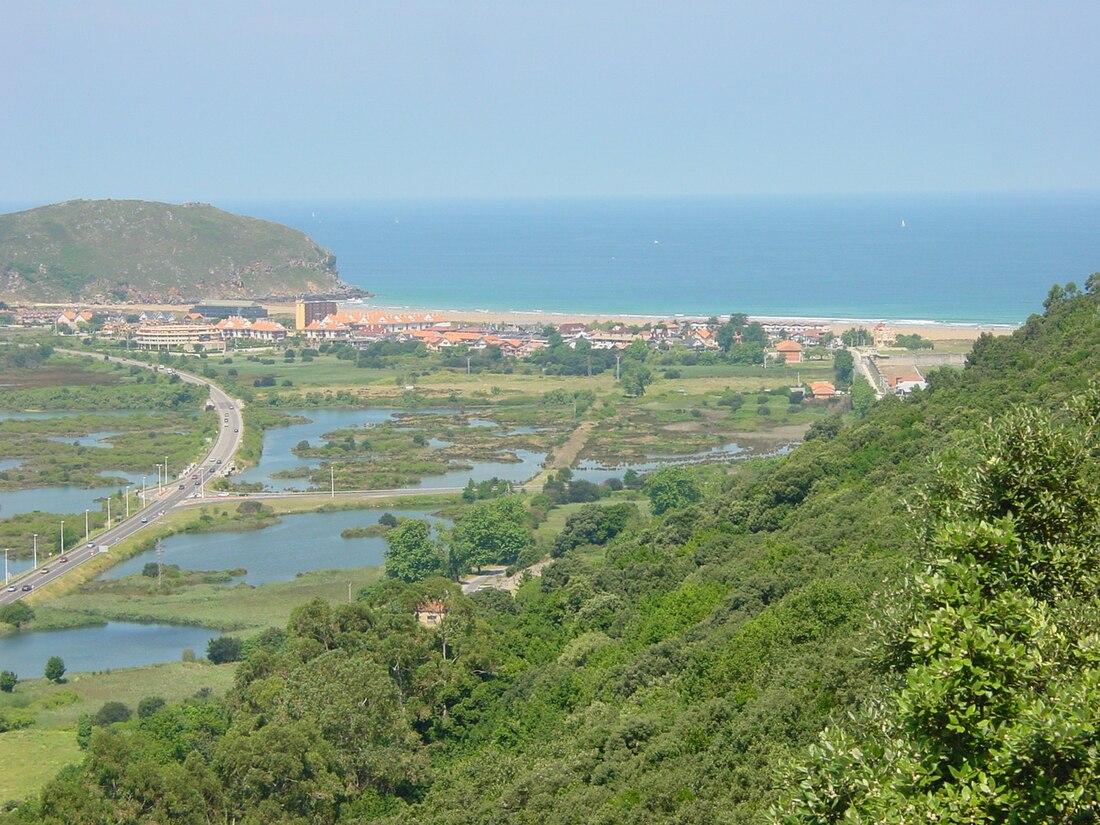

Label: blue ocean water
[5,194,1098,324]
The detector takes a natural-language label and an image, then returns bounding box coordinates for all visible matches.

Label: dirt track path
[523,420,596,489]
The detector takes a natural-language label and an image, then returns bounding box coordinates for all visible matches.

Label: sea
[9,193,1100,325]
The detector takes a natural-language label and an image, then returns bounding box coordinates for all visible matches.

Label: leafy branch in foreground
[776,388,1100,823]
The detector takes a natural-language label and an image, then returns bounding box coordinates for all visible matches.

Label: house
[415,599,448,628]
[809,381,836,399]
[775,340,804,364]
[873,323,896,348]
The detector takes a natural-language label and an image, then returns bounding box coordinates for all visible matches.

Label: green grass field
[43,566,384,633]
[0,729,81,804]
[0,661,238,804]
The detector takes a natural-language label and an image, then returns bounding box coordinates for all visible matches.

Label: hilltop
[0,199,363,303]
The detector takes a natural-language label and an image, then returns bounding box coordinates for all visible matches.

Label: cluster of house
[296,304,840,360]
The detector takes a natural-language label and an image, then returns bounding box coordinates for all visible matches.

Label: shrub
[0,671,16,693]
[137,696,166,719]
[44,656,65,683]
[92,701,131,726]
[207,635,243,664]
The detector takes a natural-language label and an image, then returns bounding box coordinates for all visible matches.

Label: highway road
[0,351,243,606]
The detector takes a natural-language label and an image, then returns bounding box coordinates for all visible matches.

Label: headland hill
[0,199,365,304]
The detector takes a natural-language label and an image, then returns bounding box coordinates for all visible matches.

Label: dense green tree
[92,701,132,726]
[644,466,702,515]
[137,696,166,719]
[0,670,16,693]
[206,635,243,664]
[44,656,65,683]
[850,375,876,417]
[832,348,853,385]
[0,602,33,628]
[619,362,653,397]
[450,496,531,571]
[385,519,442,582]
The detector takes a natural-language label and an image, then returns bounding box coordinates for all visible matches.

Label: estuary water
[99,507,448,585]
[238,408,547,491]
[0,622,218,678]
[220,193,1100,324]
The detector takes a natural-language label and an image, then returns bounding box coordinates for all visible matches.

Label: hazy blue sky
[2,1,1098,202]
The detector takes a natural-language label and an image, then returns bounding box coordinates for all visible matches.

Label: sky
[2,1,1098,202]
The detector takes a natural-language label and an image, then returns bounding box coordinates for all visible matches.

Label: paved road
[0,352,243,605]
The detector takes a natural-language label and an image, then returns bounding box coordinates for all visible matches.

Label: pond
[0,621,219,677]
[569,442,765,484]
[0,471,145,518]
[239,409,546,492]
[99,507,448,585]
[45,431,120,448]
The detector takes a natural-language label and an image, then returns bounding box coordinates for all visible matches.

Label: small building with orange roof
[775,340,804,363]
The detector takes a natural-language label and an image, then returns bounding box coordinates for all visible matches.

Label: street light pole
[125,486,131,518]
[331,464,335,498]
[85,509,90,543]
[142,475,147,502]
[4,549,8,585]
[59,522,64,558]
[32,534,37,569]
[107,496,111,527]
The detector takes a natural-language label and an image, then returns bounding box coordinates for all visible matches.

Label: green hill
[0,199,360,303]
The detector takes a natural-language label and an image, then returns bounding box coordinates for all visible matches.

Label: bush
[92,701,131,726]
[44,656,65,683]
[137,696,166,719]
[0,671,16,693]
[142,562,159,578]
[0,602,34,628]
[207,635,243,664]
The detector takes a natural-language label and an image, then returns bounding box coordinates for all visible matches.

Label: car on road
[60,556,69,563]
[40,568,49,574]
[140,516,148,523]
[86,542,95,548]
[191,475,198,480]
[216,459,222,464]
[179,483,186,490]
[21,584,31,592]
[6,585,15,592]
[233,428,239,432]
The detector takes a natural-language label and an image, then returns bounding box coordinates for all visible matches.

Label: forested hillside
[5,277,1100,824]
[0,199,356,303]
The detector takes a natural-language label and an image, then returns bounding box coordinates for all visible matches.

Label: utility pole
[615,353,622,381]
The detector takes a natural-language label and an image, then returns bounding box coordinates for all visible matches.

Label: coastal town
[0,298,968,399]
